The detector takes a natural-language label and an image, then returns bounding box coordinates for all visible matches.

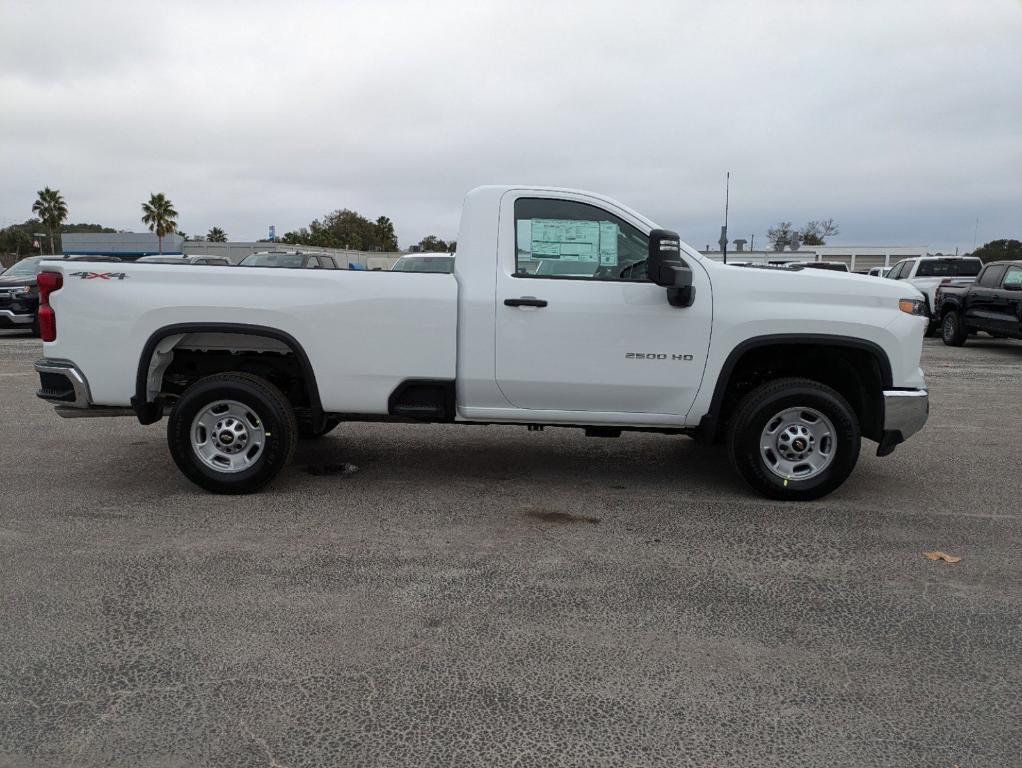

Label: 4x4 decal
[68,271,128,280]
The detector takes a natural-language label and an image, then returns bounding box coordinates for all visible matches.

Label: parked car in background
[886,256,983,334]
[0,256,48,334]
[136,255,231,266]
[390,254,455,273]
[934,260,1022,345]
[789,261,850,273]
[239,251,338,269]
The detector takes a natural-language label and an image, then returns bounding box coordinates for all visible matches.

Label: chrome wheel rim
[759,406,836,481]
[191,400,265,473]
[943,314,956,342]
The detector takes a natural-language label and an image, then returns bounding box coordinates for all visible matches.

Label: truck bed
[41,261,458,413]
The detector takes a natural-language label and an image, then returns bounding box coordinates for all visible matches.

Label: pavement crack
[239,716,291,768]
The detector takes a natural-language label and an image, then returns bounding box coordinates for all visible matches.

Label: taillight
[36,271,63,342]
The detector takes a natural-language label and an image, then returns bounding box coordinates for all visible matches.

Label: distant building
[62,232,184,257]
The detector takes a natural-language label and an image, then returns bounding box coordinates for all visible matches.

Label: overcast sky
[2,0,1020,252]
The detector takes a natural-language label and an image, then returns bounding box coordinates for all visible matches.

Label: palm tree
[31,187,69,255]
[206,226,227,242]
[141,193,179,254]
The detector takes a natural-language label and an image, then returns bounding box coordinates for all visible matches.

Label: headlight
[899,298,927,316]
[6,286,31,295]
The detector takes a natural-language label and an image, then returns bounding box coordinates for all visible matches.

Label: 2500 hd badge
[625,352,694,361]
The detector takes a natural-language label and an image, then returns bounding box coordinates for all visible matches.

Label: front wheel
[167,372,297,494]
[942,311,968,346]
[727,378,861,501]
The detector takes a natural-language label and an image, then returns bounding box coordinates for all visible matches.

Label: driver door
[494,193,712,419]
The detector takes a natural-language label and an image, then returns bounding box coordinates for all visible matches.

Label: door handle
[504,297,548,308]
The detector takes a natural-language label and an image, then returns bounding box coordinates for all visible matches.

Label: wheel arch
[131,322,323,425]
[697,334,892,444]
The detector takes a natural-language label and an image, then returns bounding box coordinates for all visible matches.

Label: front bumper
[0,308,34,326]
[877,388,929,456]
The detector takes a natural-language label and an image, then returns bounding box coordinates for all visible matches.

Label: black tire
[298,416,341,439]
[167,372,297,494]
[727,378,861,501]
[941,311,968,346]
[30,316,40,337]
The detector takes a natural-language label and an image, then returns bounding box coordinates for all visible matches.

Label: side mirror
[648,228,695,307]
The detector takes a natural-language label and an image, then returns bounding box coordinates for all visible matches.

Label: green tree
[206,226,227,242]
[141,193,179,254]
[282,208,401,251]
[31,187,69,254]
[0,226,32,256]
[374,216,398,251]
[971,239,1022,264]
[417,235,449,253]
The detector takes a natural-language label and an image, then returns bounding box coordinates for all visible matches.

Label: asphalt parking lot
[1,331,1020,767]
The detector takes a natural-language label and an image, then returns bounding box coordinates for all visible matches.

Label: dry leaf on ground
[923,551,962,563]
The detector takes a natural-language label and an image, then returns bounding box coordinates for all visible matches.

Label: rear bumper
[877,388,929,456]
[34,359,92,407]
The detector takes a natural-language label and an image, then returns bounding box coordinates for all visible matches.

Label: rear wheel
[167,372,297,494]
[727,378,861,501]
[942,311,968,346]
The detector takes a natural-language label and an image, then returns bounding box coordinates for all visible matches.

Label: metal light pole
[722,171,730,264]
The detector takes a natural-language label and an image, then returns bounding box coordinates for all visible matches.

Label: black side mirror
[647,229,695,307]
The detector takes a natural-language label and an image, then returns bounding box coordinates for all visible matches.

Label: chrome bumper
[877,388,928,456]
[0,309,34,325]
[34,358,92,408]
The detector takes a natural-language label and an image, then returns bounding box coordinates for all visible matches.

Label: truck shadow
[292,425,740,495]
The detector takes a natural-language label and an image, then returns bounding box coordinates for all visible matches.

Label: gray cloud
[1,0,1020,251]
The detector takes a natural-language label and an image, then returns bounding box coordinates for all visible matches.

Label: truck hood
[706,261,923,305]
[0,274,37,289]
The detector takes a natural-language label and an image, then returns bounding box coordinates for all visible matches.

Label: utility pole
[972,217,979,251]
[722,171,730,264]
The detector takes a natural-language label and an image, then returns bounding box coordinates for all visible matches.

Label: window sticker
[525,219,618,266]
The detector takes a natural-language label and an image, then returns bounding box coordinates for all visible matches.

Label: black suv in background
[935,260,1022,345]
[0,257,48,334]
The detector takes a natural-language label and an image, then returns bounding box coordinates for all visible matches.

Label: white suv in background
[886,256,983,334]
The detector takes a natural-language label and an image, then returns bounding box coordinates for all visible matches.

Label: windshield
[916,259,982,277]
[392,256,454,273]
[3,258,45,277]
[240,253,306,268]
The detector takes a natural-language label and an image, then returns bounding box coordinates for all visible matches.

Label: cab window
[1003,267,1022,289]
[978,265,1006,288]
[514,198,651,281]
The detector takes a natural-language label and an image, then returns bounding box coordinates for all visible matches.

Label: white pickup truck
[32,186,930,500]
